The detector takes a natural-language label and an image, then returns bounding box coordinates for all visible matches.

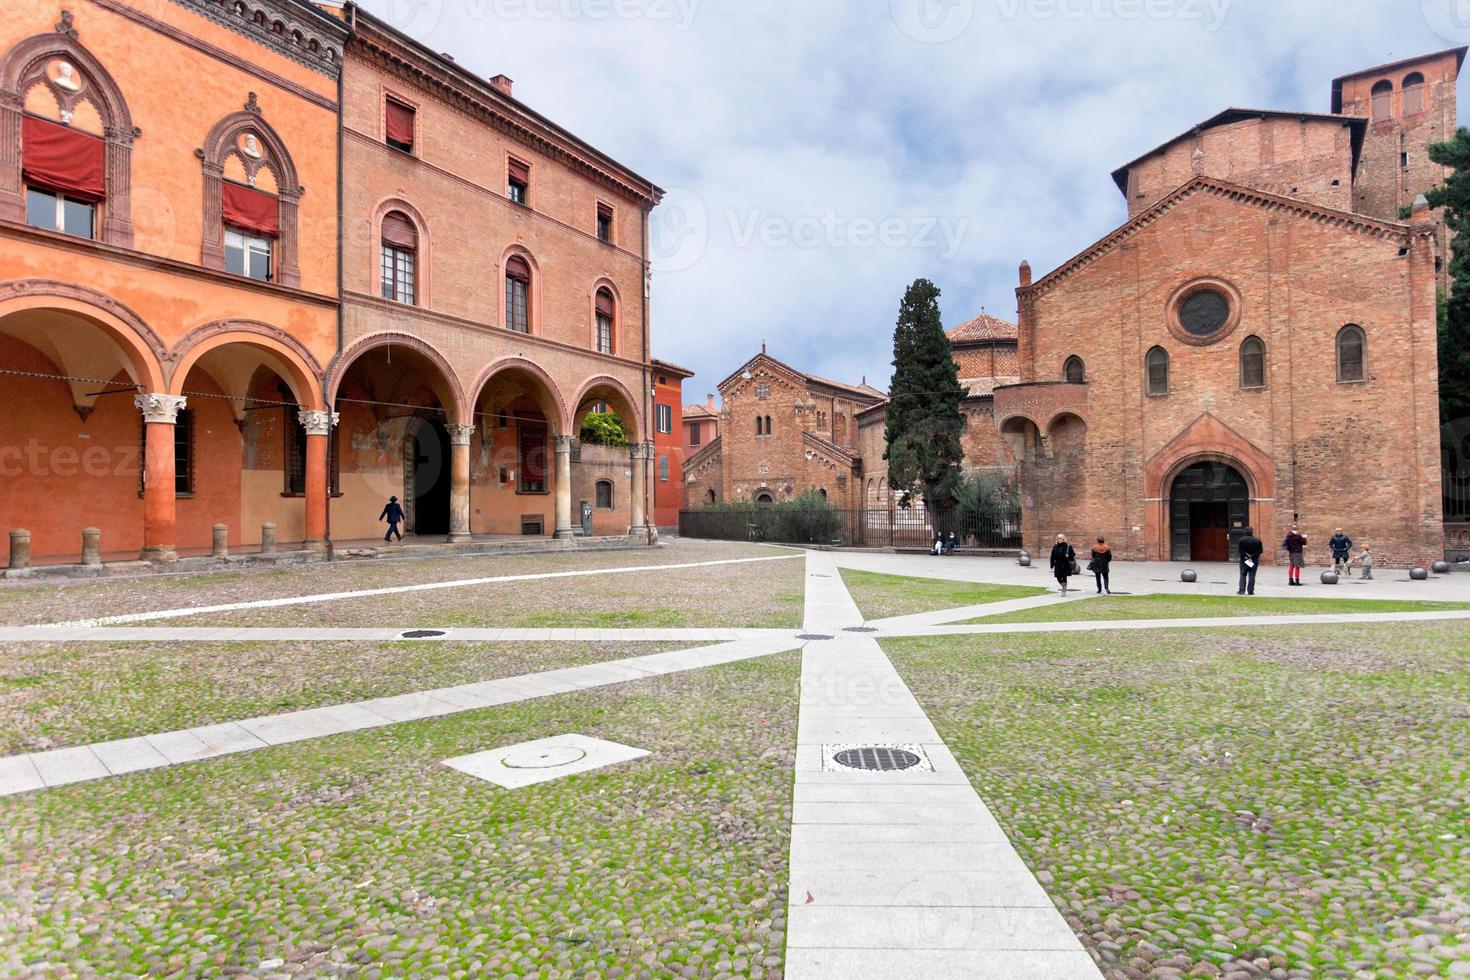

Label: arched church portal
[1169,461,1248,562]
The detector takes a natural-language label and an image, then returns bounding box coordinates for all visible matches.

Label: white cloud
[355,0,1468,399]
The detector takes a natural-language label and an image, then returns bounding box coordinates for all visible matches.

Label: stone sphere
[1320,570,1339,585]
[1018,551,1031,567]
[1432,560,1451,574]
[1410,567,1430,581]
[1181,569,1197,583]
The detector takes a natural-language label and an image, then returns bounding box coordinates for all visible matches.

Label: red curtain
[21,116,104,201]
[381,211,417,249]
[508,158,530,184]
[221,181,280,237]
[506,254,531,281]
[386,99,415,146]
[595,289,614,317]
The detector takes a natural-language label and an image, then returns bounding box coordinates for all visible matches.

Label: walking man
[1282,523,1307,586]
[380,495,405,543]
[1329,527,1354,576]
[1237,525,1264,595]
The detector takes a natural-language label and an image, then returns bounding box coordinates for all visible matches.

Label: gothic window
[1146,346,1170,395]
[1371,80,1393,121]
[1403,72,1425,115]
[595,287,615,353]
[1239,335,1266,389]
[1337,325,1366,383]
[505,254,532,332]
[380,211,418,304]
[1064,355,1085,384]
[200,108,299,285]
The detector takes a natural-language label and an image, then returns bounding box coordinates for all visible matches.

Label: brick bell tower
[1333,47,1466,223]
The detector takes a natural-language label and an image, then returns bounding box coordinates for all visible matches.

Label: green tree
[579,411,629,447]
[884,278,965,511]
[1423,129,1470,430]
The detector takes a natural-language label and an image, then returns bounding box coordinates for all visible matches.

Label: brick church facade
[990,48,1460,566]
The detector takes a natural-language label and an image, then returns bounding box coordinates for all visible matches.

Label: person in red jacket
[1282,523,1308,586]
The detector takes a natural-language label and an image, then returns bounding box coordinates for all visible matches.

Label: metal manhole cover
[843,626,879,633]
[399,629,447,639]
[833,746,923,771]
[797,633,834,641]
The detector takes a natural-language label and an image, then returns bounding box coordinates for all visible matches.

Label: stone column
[299,410,338,553]
[553,434,575,540]
[135,394,186,562]
[628,442,650,536]
[81,527,101,566]
[447,423,475,543]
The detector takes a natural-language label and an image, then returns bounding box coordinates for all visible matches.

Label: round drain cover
[501,745,588,769]
[833,746,922,772]
[400,629,446,639]
[798,633,834,641]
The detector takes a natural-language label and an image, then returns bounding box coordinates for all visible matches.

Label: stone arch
[0,29,137,244]
[326,331,465,424]
[369,197,430,306]
[0,279,165,393]
[1144,414,1277,562]
[470,356,569,434]
[570,373,643,438]
[168,320,324,410]
[198,107,304,286]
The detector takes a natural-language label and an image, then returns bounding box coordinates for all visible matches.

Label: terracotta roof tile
[960,375,1020,398]
[947,314,1018,343]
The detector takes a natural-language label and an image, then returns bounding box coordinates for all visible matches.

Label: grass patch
[0,640,686,753]
[839,568,1047,620]
[886,623,1470,976]
[963,592,1470,624]
[1,654,799,976]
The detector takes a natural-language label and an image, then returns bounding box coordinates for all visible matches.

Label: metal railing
[677,503,1023,550]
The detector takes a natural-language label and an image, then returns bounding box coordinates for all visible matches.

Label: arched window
[595,479,613,508]
[594,287,615,354]
[201,111,300,285]
[756,491,774,505]
[706,489,716,505]
[1403,72,1426,115]
[1371,80,1393,121]
[1063,355,1085,384]
[756,415,764,436]
[3,32,136,246]
[1146,346,1169,395]
[380,211,417,304]
[765,414,773,435]
[505,254,531,333]
[1337,325,1366,383]
[1239,335,1266,389]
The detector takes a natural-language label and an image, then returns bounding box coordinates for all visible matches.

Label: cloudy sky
[355,0,1470,402]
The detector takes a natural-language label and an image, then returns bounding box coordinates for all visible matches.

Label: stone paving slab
[788,869,1053,907]
[864,591,1089,630]
[783,948,1103,979]
[788,904,1083,950]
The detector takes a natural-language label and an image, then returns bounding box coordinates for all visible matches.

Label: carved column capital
[134,393,187,424]
[298,410,339,436]
[553,433,575,454]
[448,423,476,447]
[629,441,652,461]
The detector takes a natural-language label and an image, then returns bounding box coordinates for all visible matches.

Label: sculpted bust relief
[50,60,81,91]
[240,132,263,158]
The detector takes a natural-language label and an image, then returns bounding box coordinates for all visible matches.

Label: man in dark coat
[1329,528,1354,576]
[1237,526,1264,596]
[380,495,405,542]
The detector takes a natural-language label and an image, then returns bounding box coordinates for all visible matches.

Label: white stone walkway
[0,635,800,798]
[0,626,801,644]
[784,552,1100,979]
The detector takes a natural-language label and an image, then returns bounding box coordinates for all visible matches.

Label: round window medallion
[1178,289,1230,337]
[1167,278,1242,346]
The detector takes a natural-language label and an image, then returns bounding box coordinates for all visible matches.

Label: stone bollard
[81,527,101,566]
[1018,549,1031,567]
[8,529,30,570]
[1410,567,1429,581]
[260,523,277,554]
[1432,560,1451,574]
[1320,570,1339,585]
[212,524,228,558]
[1181,569,1197,583]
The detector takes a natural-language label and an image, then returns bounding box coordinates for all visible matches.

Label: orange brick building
[992,49,1456,566]
[683,348,884,509]
[0,0,345,564]
[651,357,691,530]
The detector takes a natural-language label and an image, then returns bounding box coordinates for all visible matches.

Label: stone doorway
[404,417,451,536]
[1170,461,1248,562]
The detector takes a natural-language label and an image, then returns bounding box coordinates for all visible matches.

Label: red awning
[508,157,530,184]
[505,254,531,281]
[221,181,280,237]
[595,289,614,317]
[381,211,417,249]
[386,98,415,146]
[21,115,104,201]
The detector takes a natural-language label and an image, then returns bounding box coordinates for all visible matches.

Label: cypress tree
[884,278,965,511]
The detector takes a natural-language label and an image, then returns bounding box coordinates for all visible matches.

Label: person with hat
[380,495,405,542]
